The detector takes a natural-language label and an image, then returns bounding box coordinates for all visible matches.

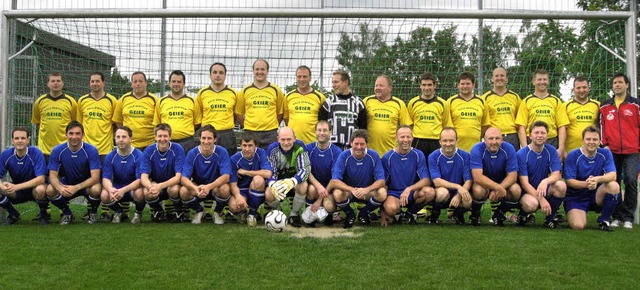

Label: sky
[0,0,604,100]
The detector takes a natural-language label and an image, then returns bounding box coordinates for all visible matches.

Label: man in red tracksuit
[598,73,640,229]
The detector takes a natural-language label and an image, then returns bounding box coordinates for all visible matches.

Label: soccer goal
[1,3,638,220]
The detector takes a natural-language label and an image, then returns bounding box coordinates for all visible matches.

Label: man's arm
[11,175,45,192]
[181,176,199,193]
[517,125,527,149]
[433,177,466,192]
[205,174,230,192]
[238,168,272,179]
[157,174,182,190]
[471,169,502,191]
[73,169,101,192]
[557,126,566,158]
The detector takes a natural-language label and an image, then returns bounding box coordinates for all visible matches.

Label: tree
[109,68,168,98]
[469,26,519,94]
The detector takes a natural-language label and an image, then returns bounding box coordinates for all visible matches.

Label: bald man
[469,127,521,226]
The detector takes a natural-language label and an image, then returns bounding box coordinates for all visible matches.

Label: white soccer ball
[264,210,287,232]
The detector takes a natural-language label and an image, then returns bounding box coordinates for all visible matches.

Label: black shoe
[151,211,165,222]
[453,215,466,225]
[493,215,505,227]
[358,213,371,226]
[368,211,379,221]
[553,214,566,224]
[181,212,192,223]
[80,211,90,221]
[343,214,356,229]
[203,212,213,221]
[165,212,176,222]
[4,214,20,225]
[470,215,481,226]
[543,220,560,229]
[121,213,130,222]
[517,212,529,226]
[407,213,418,225]
[33,212,51,221]
[288,215,302,228]
[99,212,112,222]
[428,208,441,224]
[323,215,334,226]
[599,221,614,232]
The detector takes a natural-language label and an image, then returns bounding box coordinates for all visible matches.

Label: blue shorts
[564,192,600,213]
[387,189,415,205]
[9,188,36,204]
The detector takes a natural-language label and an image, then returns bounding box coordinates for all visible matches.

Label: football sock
[471,199,484,218]
[490,200,500,217]
[87,195,101,214]
[49,194,72,216]
[203,199,214,213]
[134,201,146,214]
[291,193,306,216]
[248,189,265,215]
[546,195,563,222]
[146,198,163,212]
[266,200,281,211]
[598,193,620,223]
[170,198,183,214]
[36,199,49,216]
[214,195,230,213]
[186,197,204,212]
[360,197,382,216]
[0,195,19,216]
[106,201,122,213]
[337,199,355,217]
[164,199,175,215]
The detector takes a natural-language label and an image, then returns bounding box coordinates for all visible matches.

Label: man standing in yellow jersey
[113,71,159,150]
[32,72,77,158]
[515,69,569,158]
[196,62,241,155]
[407,72,447,157]
[562,76,599,157]
[284,65,326,144]
[237,59,285,149]
[482,67,521,149]
[363,75,412,154]
[444,72,489,152]
[155,70,201,153]
[77,72,117,159]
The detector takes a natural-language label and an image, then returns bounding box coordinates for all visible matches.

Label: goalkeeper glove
[271,178,298,201]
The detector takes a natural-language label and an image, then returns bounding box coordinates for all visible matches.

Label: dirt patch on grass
[288,226,363,239]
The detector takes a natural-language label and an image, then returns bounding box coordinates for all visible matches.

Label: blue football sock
[360,197,382,216]
[49,194,72,215]
[214,195,230,213]
[146,198,164,212]
[0,196,19,217]
[546,195,563,222]
[134,201,146,214]
[248,190,265,215]
[337,199,355,217]
[185,197,204,212]
[598,193,620,223]
[87,195,101,214]
[106,201,122,213]
[37,199,49,215]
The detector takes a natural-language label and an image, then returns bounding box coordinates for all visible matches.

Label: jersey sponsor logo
[169,111,185,116]
[121,160,128,163]
[253,100,269,106]
[88,112,103,118]
[17,162,24,165]
[535,109,551,114]
[624,109,634,116]
[461,112,477,117]
[419,115,435,120]
[46,112,63,117]
[446,160,453,164]
[374,113,390,119]
[210,104,226,109]
[204,160,211,164]
[491,155,497,159]
[71,155,78,158]
[588,160,595,164]
[318,154,325,157]
[160,158,167,161]
[496,107,511,113]
[294,106,311,111]
[129,110,145,115]
[356,162,363,165]
[576,115,592,120]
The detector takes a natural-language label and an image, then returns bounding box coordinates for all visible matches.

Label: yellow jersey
[154,95,202,140]
[113,92,159,149]
[31,93,77,155]
[515,94,569,139]
[196,85,240,131]
[363,95,412,154]
[444,94,490,152]
[77,93,117,155]
[284,89,326,144]
[237,83,284,131]
[407,95,447,140]
[481,90,521,135]
[563,98,600,152]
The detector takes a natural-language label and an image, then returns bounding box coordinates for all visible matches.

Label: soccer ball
[264,210,287,232]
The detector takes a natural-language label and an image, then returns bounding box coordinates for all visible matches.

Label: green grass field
[1,204,639,289]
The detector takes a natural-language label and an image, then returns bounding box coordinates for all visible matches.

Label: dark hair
[350,129,368,143]
[11,127,30,138]
[66,121,84,134]
[116,126,133,138]
[297,65,311,77]
[209,62,227,74]
[315,120,331,130]
[529,120,549,134]
[91,72,105,82]
[573,76,588,87]
[240,132,257,145]
[132,71,147,82]
[582,125,600,139]
[154,123,172,136]
[611,72,630,85]
[169,70,186,83]
[419,72,437,84]
[333,70,351,85]
[199,124,218,138]
[458,72,475,84]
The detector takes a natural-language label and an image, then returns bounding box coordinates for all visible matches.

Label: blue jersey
[183,145,232,185]
[332,148,385,188]
[306,142,342,186]
[266,140,310,183]
[517,144,562,188]
[141,142,185,182]
[0,146,47,184]
[48,142,101,185]
[470,141,518,182]
[102,148,144,188]
[564,147,616,195]
[230,148,272,190]
[382,148,429,193]
[428,148,471,186]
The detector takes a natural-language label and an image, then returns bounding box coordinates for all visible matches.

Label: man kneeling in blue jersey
[180,125,232,225]
[564,126,620,231]
[330,129,386,228]
[380,126,433,226]
[46,121,102,225]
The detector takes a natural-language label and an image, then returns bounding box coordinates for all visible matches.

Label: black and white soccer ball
[265,210,287,232]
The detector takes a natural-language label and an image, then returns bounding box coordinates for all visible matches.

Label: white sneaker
[611,220,621,228]
[192,211,203,224]
[213,211,224,225]
[247,214,257,227]
[623,221,633,229]
[131,212,142,224]
[112,212,122,224]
